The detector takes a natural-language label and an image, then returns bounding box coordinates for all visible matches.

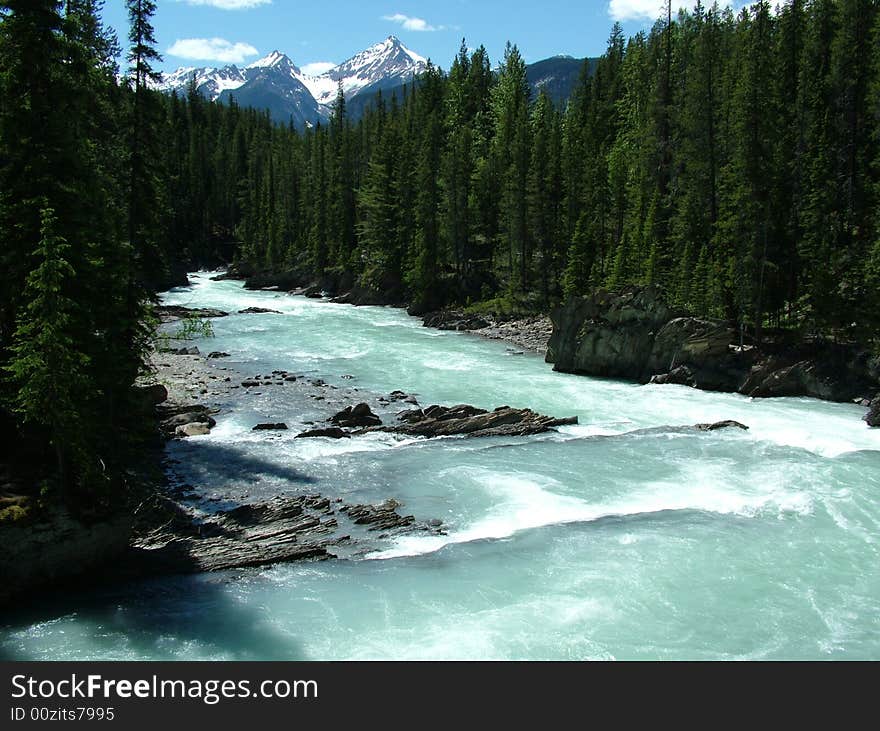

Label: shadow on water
[0,438,331,661]
[168,440,318,486]
[0,568,310,661]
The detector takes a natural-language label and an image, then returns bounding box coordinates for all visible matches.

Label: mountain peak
[159,36,431,126]
[248,50,293,70]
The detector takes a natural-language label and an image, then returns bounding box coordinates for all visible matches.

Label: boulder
[648,318,735,372]
[546,286,880,405]
[372,404,578,439]
[161,410,216,432]
[340,500,415,531]
[238,307,282,315]
[252,423,288,431]
[422,311,491,331]
[175,423,211,438]
[295,427,351,440]
[138,383,169,405]
[207,352,230,359]
[159,404,217,436]
[695,421,749,431]
[330,403,382,428]
[547,287,675,381]
[865,396,880,428]
[155,305,228,321]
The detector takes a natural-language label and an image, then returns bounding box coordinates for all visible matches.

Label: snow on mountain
[247,50,292,70]
[155,64,247,99]
[320,35,427,105]
[158,36,428,126]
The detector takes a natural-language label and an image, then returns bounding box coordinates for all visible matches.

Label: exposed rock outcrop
[339,499,415,532]
[158,404,217,438]
[137,383,169,406]
[366,404,577,439]
[0,505,133,607]
[156,305,229,321]
[127,493,440,577]
[239,307,282,315]
[128,495,340,575]
[547,286,879,405]
[865,396,880,427]
[331,403,382,428]
[252,423,288,431]
[175,423,211,438]
[422,311,490,331]
[296,427,351,439]
[695,420,749,432]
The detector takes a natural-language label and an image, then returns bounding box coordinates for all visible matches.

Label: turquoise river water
[3,272,880,660]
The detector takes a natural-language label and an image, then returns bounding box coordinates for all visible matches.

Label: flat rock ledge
[363,404,578,439]
[156,305,229,322]
[127,494,438,577]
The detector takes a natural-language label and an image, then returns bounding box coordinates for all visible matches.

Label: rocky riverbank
[420,310,552,355]
[111,332,583,583]
[194,274,880,422]
[216,266,555,355]
[545,286,880,418]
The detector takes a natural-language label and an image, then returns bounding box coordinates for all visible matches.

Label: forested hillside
[1,0,879,508]
[0,0,166,511]
[163,0,880,339]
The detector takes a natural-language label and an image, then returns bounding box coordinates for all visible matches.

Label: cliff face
[546,286,880,406]
[0,507,134,607]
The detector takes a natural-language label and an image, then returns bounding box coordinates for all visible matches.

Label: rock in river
[175,423,211,438]
[156,305,229,321]
[239,307,282,315]
[367,404,577,439]
[865,396,880,427]
[296,427,351,440]
[331,403,382,428]
[695,420,749,432]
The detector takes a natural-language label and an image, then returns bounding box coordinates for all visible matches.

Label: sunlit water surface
[3,273,879,660]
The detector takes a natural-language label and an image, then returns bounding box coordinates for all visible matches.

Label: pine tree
[126,0,166,288]
[0,0,68,341]
[491,42,531,291]
[5,209,91,498]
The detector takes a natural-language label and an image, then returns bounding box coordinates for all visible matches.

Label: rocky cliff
[546,286,880,408]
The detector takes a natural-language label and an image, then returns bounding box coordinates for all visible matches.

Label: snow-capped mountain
[157,36,428,127]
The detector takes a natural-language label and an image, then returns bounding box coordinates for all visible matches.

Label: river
[3,272,879,660]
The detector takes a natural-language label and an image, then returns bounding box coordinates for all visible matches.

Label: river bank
[218,267,880,423]
[4,272,880,660]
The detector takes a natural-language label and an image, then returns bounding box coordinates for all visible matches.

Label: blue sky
[99,0,697,73]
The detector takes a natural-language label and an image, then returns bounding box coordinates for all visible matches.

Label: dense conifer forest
[1,0,879,508]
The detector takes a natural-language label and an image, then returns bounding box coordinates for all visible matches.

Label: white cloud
[383,13,443,32]
[609,0,733,22]
[167,37,259,63]
[609,0,666,22]
[180,0,271,9]
[301,61,336,76]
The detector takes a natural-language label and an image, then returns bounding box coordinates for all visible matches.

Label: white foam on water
[368,463,813,560]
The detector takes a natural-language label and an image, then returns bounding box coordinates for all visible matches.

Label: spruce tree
[5,209,91,498]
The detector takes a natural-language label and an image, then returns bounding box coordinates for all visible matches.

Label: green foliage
[4,208,91,491]
[0,502,32,525]
[0,1,167,511]
[2,0,880,510]
[156,316,215,350]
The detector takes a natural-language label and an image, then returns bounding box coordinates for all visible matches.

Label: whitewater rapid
[2,272,879,660]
